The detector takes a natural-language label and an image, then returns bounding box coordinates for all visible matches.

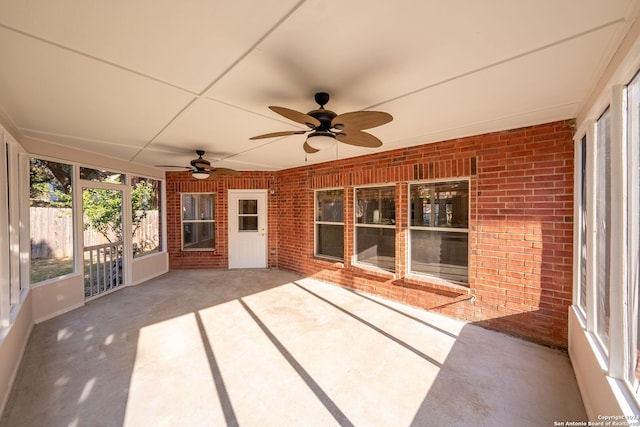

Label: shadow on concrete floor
[2,269,585,426]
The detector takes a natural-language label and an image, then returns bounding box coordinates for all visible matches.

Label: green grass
[30,257,73,284]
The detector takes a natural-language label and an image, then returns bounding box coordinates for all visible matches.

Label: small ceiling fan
[250,92,393,153]
[157,150,239,179]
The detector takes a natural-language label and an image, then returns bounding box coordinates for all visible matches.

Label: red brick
[165,119,575,349]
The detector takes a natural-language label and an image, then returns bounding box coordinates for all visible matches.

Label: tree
[29,159,72,207]
[30,159,158,245]
[82,181,155,243]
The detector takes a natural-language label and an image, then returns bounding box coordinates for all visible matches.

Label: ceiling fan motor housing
[308,108,337,131]
[191,150,211,169]
[305,92,336,131]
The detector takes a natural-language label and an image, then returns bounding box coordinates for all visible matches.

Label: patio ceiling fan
[250,92,393,153]
[157,150,239,180]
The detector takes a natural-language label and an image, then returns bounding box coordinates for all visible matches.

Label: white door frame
[228,189,268,269]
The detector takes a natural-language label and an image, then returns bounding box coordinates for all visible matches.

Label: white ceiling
[0,1,637,172]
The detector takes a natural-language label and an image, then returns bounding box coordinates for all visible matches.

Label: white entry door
[228,190,268,268]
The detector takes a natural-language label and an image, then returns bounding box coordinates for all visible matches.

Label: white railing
[84,241,124,298]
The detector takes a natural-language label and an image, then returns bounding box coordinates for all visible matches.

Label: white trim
[585,119,597,335]
[73,162,83,286]
[610,84,628,379]
[0,131,9,329]
[572,132,585,312]
[122,175,133,286]
[7,142,22,308]
[593,107,612,355]
[161,180,167,255]
[627,71,640,394]
[18,152,30,293]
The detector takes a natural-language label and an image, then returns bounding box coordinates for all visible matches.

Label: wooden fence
[30,207,159,259]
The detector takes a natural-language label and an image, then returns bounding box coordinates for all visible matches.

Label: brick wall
[166,171,278,269]
[165,119,574,348]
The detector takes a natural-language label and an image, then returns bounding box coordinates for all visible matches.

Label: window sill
[312,255,344,267]
[584,329,610,373]
[400,273,471,297]
[133,250,164,260]
[30,271,82,289]
[350,262,396,280]
[9,294,27,325]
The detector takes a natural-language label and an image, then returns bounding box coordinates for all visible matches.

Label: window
[355,186,395,271]
[7,143,23,302]
[29,158,74,283]
[409,180,469,284]
[80,167,125,184]
[0,135,7,327]
[238,199,258,231]
[627,71,640,393]
[578,135,588,314]
[595,107,611,351]
[182,193,215,250]
[131,176,162,257]
[315,189,344,260]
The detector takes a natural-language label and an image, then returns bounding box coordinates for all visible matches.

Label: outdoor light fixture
[306,131,336,150]
[192,171,210,180]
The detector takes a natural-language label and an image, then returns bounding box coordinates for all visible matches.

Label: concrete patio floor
[2,269,586,426]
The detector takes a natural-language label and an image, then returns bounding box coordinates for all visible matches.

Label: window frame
[594,106,612,355]
[353,184,396,272]
[131,175,162,258]
[1,132,29,328]
[314,188,345,261]
[407,178,470,285]
[573,73,640,407]
[79,166,126,184]
[29,156,76,284]
[0,132,9,328]
[181,192,216,252]
[625,71,640,395]
[574,134,588,317]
